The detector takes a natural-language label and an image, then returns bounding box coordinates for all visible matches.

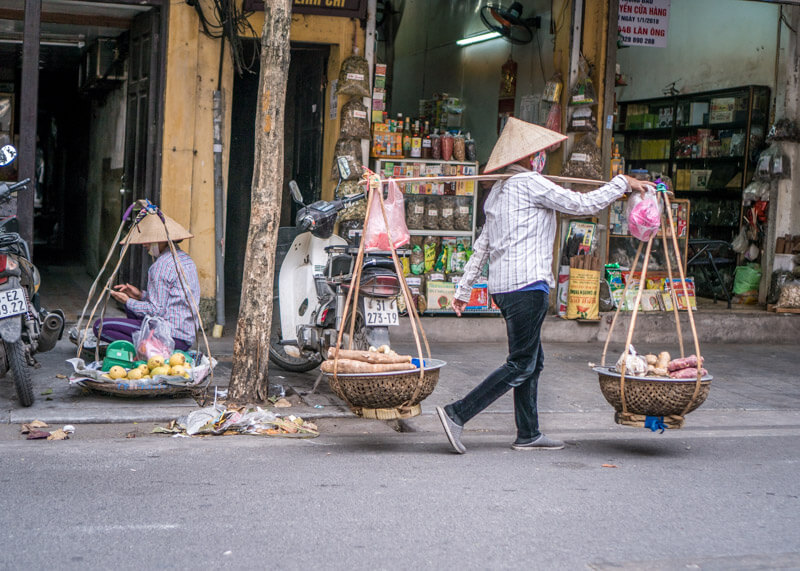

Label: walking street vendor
[436,117,655,454]
[93,210,201,352]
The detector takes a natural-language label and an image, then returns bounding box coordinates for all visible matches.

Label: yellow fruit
[168,365,186,377]
[137,364,149,375]
[147,355,165,370]
[126,368,143,380]
[150,366,170,377]
[169,353,186,367]
[108,366,127,380]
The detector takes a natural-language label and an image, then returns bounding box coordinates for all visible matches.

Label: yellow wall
[160,3,365,300]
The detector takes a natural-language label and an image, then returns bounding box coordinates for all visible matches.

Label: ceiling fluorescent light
[456,31,501,47]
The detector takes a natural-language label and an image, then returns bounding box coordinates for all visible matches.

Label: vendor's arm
[527,173,652,215]
[126,274,166,317]
[454,230,490,307]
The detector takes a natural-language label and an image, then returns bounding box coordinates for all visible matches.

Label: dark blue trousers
[447,289,548,444]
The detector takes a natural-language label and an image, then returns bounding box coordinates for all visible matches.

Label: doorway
[0,1,165,319]
[224,41,330,314]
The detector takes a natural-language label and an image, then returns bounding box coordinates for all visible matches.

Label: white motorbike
[269,161,402,372]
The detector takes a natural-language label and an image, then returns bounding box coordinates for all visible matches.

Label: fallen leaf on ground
[26,430,50,440]
[41,388,53,395]
[126,432,136,439]
[21,420,49,434]
[47,429,69,441]
[273,398,292,408]
[601,464,618,468]
[55,374,67,379]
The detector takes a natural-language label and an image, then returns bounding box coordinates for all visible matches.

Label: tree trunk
[228,0,291,403]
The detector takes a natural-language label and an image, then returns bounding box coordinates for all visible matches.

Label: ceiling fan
[479,2,541,45]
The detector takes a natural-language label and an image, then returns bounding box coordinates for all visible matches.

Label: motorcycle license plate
[0,288,27,318]
[364,297,399,327]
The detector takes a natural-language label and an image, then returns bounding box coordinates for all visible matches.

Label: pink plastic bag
[626,189,662,241]
[363,179,410,251]
[133,316,175,361]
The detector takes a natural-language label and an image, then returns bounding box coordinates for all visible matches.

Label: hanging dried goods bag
[339,99,371,140]
[562,130,602,183]
[331,138,363,181]
[336,53,370,97]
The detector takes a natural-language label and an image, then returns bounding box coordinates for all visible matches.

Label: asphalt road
[1,418,799,570]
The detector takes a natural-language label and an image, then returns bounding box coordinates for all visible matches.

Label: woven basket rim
[322,358,447,378]
[80,380,195,397]
[593,365,713,383]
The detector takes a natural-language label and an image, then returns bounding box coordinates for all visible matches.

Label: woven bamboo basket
[326,359,445,419]
[79,380,196,398]
[594,366,712,417]
[598,182,711,429]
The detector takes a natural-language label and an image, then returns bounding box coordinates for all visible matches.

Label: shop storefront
[356,0,800,318]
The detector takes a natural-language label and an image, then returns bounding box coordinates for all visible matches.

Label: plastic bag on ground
[626,188,662,242]
[363,179,410,251]
[133,316,175,361]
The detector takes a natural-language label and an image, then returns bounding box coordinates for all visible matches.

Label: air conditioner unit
[80,38,127,89]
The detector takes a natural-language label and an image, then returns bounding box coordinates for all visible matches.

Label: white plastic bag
[363,179,410,251]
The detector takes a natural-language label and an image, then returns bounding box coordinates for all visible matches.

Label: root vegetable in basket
[669,367,708,379]
[327,348,412,364]
[667,354,704,372]
[320,359,416,374]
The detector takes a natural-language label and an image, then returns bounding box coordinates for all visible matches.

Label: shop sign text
[618,0,670,48]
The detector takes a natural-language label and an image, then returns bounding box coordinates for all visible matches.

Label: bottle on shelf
[411,120,422,158]
[610,144,625,176]
[421,120,432,159]
[402,117,412,158]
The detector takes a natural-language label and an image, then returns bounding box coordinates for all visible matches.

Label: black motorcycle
[0,145,65,406]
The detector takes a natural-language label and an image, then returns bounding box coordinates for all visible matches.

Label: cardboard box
[666,278,696,310]
[690,169,712,190]
[466,283,489,311]
[709,97,735,124]
[426,281,455,311]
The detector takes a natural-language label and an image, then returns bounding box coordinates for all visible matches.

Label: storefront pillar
[763,6,800,303]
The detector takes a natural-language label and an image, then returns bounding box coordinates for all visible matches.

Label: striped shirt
[455,165,630,302]
[126,248,201,344]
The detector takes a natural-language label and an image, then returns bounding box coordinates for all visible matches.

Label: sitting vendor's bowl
[325,358,445,414]
[593,366,712,417]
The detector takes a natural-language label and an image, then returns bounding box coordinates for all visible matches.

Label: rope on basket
[330,168,431,415]
[614,182,705,427]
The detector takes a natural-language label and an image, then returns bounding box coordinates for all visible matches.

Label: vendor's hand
[114,283,142,300]
[452,299,467,317]
[109,290,130,305]
[622,175,656,197]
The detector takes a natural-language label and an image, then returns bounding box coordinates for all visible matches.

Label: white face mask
[148,243,161,258]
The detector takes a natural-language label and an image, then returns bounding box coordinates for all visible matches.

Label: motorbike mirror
[288,180,304,205]
[0,145,17,167]
[336,156,352,180]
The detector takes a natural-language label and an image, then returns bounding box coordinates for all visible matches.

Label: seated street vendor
[93,210,201,352]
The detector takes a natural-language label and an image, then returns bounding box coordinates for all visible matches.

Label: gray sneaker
[511,434,565,451]
[436,406,466,454]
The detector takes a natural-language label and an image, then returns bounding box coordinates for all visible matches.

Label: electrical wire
[188,0,261,76]
[780,6,797,34]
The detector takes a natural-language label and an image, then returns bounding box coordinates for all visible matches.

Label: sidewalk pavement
[2,324,799,437]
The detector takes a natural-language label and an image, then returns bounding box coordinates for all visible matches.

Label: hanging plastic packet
[339,100,371,139]
[453,133,466,161]
[336,49,370,97]
[626,187,662,242]
[569,56,597,106]
[331,137,363,180]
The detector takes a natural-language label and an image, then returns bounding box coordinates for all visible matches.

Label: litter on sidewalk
[151,405,319,438]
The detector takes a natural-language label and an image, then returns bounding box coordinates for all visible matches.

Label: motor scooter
[0,145,65,406]
[269,159,402,372]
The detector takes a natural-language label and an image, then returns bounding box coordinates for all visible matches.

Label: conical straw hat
[121,210,193,245]
[484,117,567,173]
